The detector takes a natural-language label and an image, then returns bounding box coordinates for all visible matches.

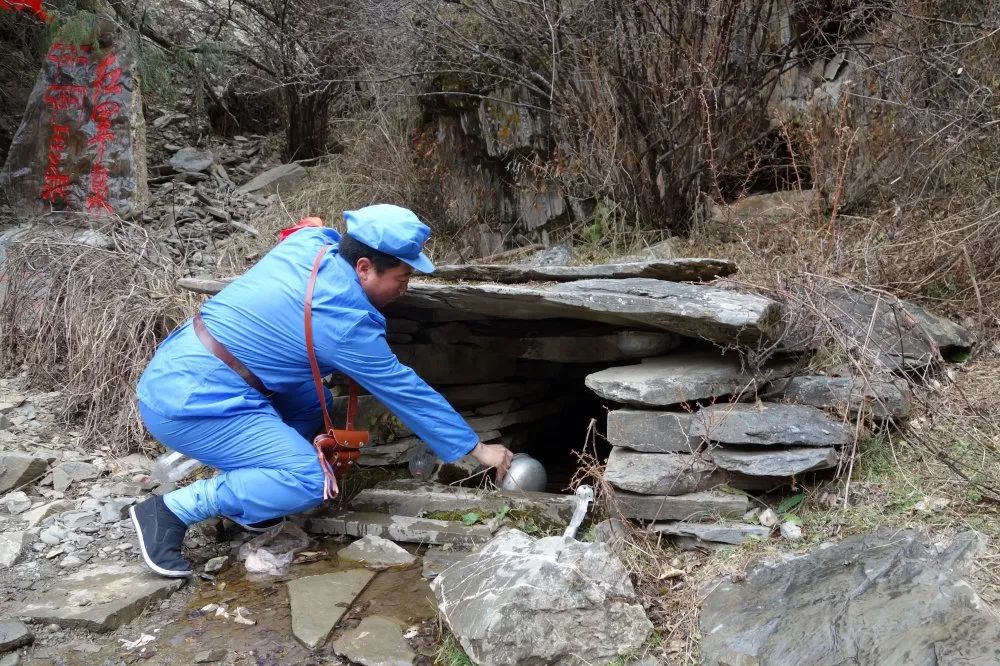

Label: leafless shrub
[0,224,196,454]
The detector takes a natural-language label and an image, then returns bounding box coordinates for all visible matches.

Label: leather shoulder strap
[304,246,359,432]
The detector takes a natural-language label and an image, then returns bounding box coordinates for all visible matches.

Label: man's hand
[470,442,514,483]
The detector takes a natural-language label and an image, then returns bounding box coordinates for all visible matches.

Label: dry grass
[0,223,197,455]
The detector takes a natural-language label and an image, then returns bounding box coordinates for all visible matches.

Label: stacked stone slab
[590,363,917,543]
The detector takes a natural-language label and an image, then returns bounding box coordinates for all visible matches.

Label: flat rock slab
[52,461,99,492]
[811,288,974,370]
[18,564,184,631]
[439,382,549,409]
[691,403,851,447]
[431,258,737,283]
[394,278,782,345]
[652,521,770,545]
[605,449,727,496]
[613,491,748,521]
[700,529,1000,665]
[765,375,911,421]
[338,535,417,570]
[308,509,494,546]
[348,480,580,525]
[606,410,697,453]
[333,615,416,666]
[586,352,789,407]
[710,446,841,476]
[0,620,33,652]
[0,453,49,494]
[287,569,375,649]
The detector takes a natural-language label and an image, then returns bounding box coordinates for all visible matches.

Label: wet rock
[433,530,652,665]
[691,403,851,447]
[287,569,375,649]
[606,410,697,453]
[710,446,840,476]
[397,279,783,345]
[203,556,229,575]
[337,535,417,570]
[0,454,49,494]
[51,462,99,493]
[332,615,416,666]
[193,649,227,663]
[18,564,184,631]
[2,492,31,515]
[169,147,214,173]
[652,521,770,545]
[587,352,789,407]
[613,490,748,521]
[432,258,737,284]
[0,620,33,652]
[700,530,1000,665]
[421,548,470,580]
[308,510,494,547]
[765,375,911,421]
[605,449,727,496]
[0,531,30,567]
[236,163,307,194]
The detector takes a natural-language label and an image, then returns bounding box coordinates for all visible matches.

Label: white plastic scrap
[563,485,595,539]
[120,634,155,651]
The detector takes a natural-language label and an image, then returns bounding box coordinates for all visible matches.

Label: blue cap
[343,204,435,274]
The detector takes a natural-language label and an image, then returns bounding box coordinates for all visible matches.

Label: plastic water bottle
[152,450,203,483]
[407,444,437,479]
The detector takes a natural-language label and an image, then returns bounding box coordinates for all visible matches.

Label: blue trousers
[139,382,329,526]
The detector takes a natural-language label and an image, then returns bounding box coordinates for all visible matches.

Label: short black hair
[339,233,403,274]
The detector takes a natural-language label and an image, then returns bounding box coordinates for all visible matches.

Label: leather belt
[193,314,273,398]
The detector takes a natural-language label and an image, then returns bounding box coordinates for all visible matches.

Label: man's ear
[355,257,374,281]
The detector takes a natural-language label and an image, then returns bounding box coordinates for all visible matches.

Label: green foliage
[435,634,474,666]
[777,493,805,514]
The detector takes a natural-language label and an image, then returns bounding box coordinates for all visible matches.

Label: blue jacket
[137,227,479,463]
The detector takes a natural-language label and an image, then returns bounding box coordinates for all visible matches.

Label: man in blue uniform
[130,204,513,577]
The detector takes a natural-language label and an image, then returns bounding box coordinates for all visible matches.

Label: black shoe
[129,495,192,577]
[231,516,285,533]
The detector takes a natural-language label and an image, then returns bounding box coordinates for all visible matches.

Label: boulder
[606,409,697,453]
[586,352,789,407]
[431,258,737,284]
[169,147,214,173]
[0,453,49,493]
[0,23,149,216]
[691,403,851,447]
[710,446,841,476]
[337,535,417,570]
[605,448,727,496]
[236,162,307,194]
[431,530,652,665]
[0,531,30,567]
[0,620,33,652]
[52,461,99,492]
[395,278,783,345]
[700,530,1000,665]
[813,288,974,370]
[765,375,911,420]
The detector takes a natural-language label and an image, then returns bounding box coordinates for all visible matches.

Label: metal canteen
[500,453,547,492]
